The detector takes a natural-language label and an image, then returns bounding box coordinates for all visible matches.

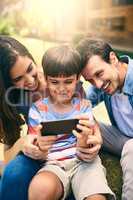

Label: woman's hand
[22,134,46,160]
[73,115,102,161]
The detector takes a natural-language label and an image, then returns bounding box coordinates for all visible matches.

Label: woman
[0,35,57,200]
[0,36,102,200]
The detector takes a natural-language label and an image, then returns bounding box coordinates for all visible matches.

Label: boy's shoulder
[33,97,49,112]
[73,97,92,111]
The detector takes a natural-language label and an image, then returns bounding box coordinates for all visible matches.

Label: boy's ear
[109,51,118,65]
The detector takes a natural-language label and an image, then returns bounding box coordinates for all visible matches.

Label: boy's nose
[58,84,65,91]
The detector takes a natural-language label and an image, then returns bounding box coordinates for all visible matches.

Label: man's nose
[94,79,103,89]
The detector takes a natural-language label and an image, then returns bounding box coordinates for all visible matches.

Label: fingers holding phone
[73,114,94,147]
[31,124,57,152]
[37,134,57,152]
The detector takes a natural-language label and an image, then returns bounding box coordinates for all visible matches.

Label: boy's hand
[37,125,58,152]
[73,124,93,148]
[73,115,102,161]
[23,125,51,160]
[37,135,58,152]
[73,113,94,147]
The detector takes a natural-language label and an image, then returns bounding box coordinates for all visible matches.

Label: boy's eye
[65,80,73,84]
[51,81,58,84]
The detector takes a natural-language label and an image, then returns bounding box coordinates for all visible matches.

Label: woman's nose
[24,74,34,86]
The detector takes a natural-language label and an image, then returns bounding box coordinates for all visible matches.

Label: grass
[101,152,122,200]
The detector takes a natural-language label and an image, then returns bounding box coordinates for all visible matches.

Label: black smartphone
[41,118,79,136]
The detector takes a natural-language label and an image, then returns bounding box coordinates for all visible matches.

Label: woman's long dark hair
[0,35,35,146]
[0,72,24,146]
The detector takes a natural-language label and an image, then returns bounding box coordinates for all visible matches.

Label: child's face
[47,74,79,104]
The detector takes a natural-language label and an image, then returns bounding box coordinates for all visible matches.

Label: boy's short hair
[76,37,119,69]
[42,45,81,77]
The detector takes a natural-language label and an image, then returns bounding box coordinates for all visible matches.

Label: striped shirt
[28,97,92,161]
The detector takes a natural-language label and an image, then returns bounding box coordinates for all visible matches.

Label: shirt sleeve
[28,103,42,135]
[85,85,104,107]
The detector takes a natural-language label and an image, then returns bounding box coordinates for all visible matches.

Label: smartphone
[41,118,79,136]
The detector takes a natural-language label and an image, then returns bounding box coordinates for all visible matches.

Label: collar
[122,56,133,95]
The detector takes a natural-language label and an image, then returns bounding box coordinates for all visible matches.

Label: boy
[28,45,115,200]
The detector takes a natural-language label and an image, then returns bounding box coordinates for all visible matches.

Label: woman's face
[10,55,39,91]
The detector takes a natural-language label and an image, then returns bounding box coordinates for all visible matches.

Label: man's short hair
[76,37,119,69]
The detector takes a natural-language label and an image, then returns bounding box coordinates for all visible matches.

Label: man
[76,37,133,200]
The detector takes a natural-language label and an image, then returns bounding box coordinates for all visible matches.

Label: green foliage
[0,17,16,35]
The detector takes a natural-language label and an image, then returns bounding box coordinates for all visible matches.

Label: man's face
[81,55,121,95]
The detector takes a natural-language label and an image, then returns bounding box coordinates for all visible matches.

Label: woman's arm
[4,134,38,163]
[4,133,57,164]
[4,137,26,164]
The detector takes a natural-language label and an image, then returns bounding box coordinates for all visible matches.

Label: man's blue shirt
[86,56,133,129]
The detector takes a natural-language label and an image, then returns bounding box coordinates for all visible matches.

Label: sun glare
[24,0,81,37]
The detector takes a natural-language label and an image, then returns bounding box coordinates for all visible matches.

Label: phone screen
[41,118,79,136]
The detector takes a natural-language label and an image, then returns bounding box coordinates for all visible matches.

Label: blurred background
[0,0,133,51]
[0,0,133,161]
